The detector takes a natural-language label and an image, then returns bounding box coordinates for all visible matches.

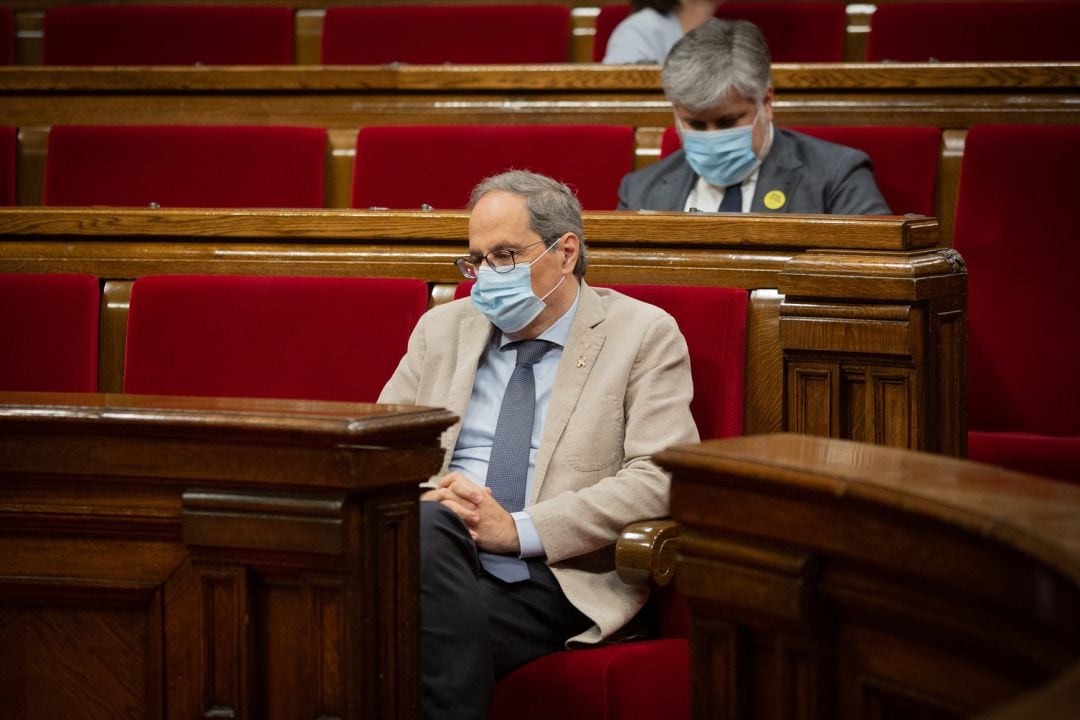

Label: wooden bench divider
[2,62,1078,241]
[0,207,966,457]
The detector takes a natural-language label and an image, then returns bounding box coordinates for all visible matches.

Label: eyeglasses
[454,238,551,279]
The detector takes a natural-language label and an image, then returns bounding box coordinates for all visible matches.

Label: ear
[558,232,579,274]
[761,86,775,123]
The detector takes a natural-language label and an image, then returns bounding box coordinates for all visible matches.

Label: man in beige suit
[379,170,698,720]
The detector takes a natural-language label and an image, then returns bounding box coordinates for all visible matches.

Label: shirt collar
[498,281,580,350]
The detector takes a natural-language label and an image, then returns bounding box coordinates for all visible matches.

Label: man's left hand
[434,473,521,555]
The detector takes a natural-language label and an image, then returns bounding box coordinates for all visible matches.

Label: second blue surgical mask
[679,109,763,188]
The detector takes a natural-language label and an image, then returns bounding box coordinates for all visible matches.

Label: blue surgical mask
[679,110,763,188]
[470,240,565,333]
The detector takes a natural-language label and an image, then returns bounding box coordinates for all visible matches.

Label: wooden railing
[0,207,967,456]
[3,62,1078,240]
[660,433,1080,719]
[0,390,457,720]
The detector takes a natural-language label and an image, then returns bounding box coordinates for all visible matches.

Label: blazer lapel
[440,312,493,464]
[752,129,802,213]
[650,151,698,211]
[531,282,606,502]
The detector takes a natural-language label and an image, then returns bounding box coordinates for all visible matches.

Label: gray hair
[468,169,588,278]
[661,19,772,112]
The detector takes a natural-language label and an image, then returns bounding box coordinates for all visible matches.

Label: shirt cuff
[512,511,545,558]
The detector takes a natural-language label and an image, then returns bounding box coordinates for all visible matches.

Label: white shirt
[602,8,683,64]
[449,285,581,558]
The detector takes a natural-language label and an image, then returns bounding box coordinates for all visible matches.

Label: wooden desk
[0,208,967,457]
[0,391,457,720]
[660,434,1080,719]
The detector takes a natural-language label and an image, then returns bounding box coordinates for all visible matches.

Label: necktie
[718,182,742,212]
[479,339,551,582]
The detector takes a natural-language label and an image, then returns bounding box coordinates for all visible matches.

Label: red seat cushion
[352,125,634,211]
[868,2,1080,62]
[322,5,570,64]
[595,1,846,62]
[0,125,15,205]
[124,275,429,402]
[0,274,100,393]
[44,125,326,208]
[661,125,939,215]
[954,125,1080,481]
[43,6,294,65]
[968,432,1080,485]
[489,638,690,720]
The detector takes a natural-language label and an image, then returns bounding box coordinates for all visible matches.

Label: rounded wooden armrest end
[615,519,679,586]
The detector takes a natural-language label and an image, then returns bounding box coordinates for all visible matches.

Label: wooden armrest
[615,519,679,586]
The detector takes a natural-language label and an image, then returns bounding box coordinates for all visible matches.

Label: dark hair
[631,0,679,13]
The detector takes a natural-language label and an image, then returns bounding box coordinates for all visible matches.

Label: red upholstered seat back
[352,125,634,211]
[456,281,747,441]
[954,125,1080,440]
[0,126,15,205]
[660,125,940,215]
[322,5,570,64]
[43,6,294,65]
[594,1,846,62]
[604,284,746,440]
[868,2,1080,62]
[44,125,326,208]
[790,126,940,215]
[0,7,14,65]
[0,274,100,393]
[124,275,429,402]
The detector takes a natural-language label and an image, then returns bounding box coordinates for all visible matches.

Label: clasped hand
[422,472,520,554]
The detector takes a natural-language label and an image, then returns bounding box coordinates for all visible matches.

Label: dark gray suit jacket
[618,127,891,214]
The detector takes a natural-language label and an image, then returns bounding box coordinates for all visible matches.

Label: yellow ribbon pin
[763,190,786,210]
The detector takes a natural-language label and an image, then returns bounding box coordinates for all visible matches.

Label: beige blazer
[379,281,699,644]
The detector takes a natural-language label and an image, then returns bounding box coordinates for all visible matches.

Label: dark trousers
[420,501,591,720]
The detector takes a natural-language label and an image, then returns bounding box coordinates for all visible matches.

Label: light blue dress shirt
[449,286,581,558]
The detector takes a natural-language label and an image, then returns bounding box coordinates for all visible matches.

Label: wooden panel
[745,289,783,436]
[197,566,251,719]
[788,363,836,438]
[662,434,1080,720]
[15,125,45,206]
[841,366,866,442]
[99,280,130,393]
[869,367,915,449]
[0,393,454,720]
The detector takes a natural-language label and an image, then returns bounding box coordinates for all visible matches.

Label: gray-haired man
[618,18,891,214]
